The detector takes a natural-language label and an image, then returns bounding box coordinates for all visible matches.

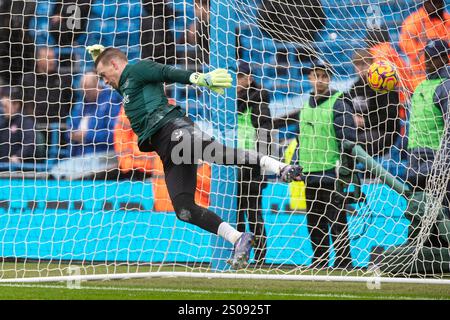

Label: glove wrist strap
[189,72,202,84]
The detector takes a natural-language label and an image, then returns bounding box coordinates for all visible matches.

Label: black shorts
[150,117,209,200]
[150,116,261,200]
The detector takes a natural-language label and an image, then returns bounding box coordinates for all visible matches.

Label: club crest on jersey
[122,94,130,105]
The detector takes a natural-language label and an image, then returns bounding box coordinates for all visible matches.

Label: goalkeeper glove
[87,44,105,62]
[189,69,232,95]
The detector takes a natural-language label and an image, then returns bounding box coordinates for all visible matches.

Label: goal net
[0,0,449,285]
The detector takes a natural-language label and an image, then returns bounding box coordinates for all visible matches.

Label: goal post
[0,0,450,286]
[208,0,238,272]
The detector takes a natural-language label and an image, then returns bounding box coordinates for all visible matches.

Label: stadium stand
[18,0,449,174]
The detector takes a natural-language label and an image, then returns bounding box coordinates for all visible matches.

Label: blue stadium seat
[87,0,142,62]
[28,0,55,46]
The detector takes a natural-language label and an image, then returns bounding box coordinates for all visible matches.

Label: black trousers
[304,173,352,269]
[406,147,450,220]
[237,166,267,265]
[406,148,436,191]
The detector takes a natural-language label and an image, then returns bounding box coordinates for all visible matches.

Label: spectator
[48,0,91,72]
[236,61,272,266]
[48,0,91,47]
[22,46,74,127]
[141,0,176,65]
[345,48,400,157]
[0,0,36,86]
[67,71,121,157]
[257,0,326,44]
[284,60,354,269]
[177,0,210,67]
[366,27,416,96]
[406,39,450,195]
[399,0,450,86]
[0,88,36,167]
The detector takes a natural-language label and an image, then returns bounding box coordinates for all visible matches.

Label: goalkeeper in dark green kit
[88,45,302,269]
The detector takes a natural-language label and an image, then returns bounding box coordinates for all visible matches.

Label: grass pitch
[0,278,449,300]
[0,262,449,300]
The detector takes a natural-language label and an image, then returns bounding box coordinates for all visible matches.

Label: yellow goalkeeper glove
[87,44,105,62]
[189,69,233,95]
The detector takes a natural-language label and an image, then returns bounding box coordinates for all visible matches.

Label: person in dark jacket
[0,0,35,86]
[236,62,272,266]
[176,0,210,67]
[406,39,450,195]
[345,48,400,157]
[48,0,91,48]
[285,59,356,269]
[141,0,175,65]
[0,88,36,167]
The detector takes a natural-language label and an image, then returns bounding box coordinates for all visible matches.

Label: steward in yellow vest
[284,60,355,269]
[406,39,450,194]
[236,62,273,266]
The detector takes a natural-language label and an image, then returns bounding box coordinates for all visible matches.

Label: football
[367,60,399,93]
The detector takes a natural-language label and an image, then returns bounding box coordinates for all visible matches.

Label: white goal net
[0,0,449,285]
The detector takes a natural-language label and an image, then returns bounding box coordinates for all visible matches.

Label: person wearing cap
[236,61,272,266]
[0,88,37,168]
[284,59,355,269]
[407,39,450,194]
[399,0,450,86]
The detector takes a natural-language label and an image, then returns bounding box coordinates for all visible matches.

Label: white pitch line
[0,283,447,300]
[2,271,450,286]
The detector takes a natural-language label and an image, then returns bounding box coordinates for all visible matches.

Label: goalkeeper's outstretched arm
[129,60,233,95]
[87,44,232,94]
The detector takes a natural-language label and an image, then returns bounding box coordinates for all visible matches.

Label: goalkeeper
[88,45,302,269]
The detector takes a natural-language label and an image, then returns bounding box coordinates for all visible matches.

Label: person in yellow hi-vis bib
[284,59,355,270]
[406,39,450,217]
[406,39,450,187]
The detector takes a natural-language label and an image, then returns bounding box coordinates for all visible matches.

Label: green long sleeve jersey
[117,60,194,151]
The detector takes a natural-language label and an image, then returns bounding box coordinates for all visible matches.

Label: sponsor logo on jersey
[173,129,184,140]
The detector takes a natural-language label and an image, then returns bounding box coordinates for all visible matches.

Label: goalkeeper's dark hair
[94,47,128,68]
